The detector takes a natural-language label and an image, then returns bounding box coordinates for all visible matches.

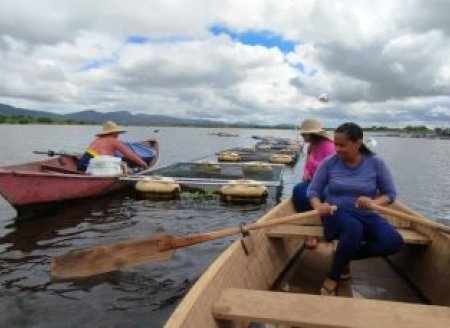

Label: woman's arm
[356,157,396,209]
[114,140,147,168]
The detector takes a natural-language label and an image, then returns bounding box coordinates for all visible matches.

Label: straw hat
[298,119,331,139]
[96,121,126,136]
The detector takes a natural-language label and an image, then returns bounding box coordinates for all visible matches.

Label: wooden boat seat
[40,164,82,175]
[266,224,431,245]
[213,288,450,328]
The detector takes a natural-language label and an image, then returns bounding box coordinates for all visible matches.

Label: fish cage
[130,161,284,202]
[217,147,301,165]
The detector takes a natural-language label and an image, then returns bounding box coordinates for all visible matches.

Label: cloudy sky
[0,0,449,127]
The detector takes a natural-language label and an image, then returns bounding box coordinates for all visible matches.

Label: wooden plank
[266,225,431,245]
[213,288,450,328]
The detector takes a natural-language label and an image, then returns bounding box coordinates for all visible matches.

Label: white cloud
[0,0,449,126]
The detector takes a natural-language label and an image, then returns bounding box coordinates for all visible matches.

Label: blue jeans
[292,181,327,212]
[292,181,312,212]
[322,208,404,281]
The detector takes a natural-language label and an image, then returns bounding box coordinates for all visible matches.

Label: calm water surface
[0,125,449,327]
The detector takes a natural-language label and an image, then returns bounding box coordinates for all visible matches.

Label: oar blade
[51,234,175,280]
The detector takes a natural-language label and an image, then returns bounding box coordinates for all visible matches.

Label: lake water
[0,124,449,327]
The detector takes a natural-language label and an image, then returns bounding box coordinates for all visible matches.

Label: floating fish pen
[130,161,284,203]
[217,146,301,165]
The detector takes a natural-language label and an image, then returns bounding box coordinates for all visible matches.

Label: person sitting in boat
[306,122,403,296]
[292,118,335,248]
[77,121,148,172]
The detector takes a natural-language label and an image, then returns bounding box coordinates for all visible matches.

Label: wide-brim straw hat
[298,119,332,140]
[96,121,126,136]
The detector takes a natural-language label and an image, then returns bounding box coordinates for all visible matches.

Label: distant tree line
[0,115,87,125]
[364,125,449,135]
[0,114,448,134]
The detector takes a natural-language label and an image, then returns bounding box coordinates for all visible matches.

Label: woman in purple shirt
[307,122,403,296]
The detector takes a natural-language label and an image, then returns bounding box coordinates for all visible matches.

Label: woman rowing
[307,122,403,295]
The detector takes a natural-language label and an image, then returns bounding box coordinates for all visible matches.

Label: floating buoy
[218,151,240,162]
[221,179,268,202]
[191,161,222,172]
[241,161,273,174]
[270,154,294,165]
[135,176,180,197]
[279,147,297,154]
[255,143,272,150]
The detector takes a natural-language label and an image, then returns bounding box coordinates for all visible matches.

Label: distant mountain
[0,103,223,126]
[0,103,62,120]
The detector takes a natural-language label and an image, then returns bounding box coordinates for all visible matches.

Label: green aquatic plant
[180,189,219,200]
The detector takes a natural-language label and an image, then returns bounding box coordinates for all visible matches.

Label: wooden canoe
[0,139,159,215]
[165,199,450,328]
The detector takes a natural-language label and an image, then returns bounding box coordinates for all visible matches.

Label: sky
[0,0,449,127]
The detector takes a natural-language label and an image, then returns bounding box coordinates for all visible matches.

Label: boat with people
[164,198,450,327]
[0,139,159,216]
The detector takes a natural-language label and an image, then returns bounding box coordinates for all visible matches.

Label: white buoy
[241,161,273,174]
[269,154,294,165]
[218,151,240,162]
[221,179,268,202]
[191,161,221,172]
[135,176,180,197]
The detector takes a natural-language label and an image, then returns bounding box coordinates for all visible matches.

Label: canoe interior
[165,199,450,327]
[1,155,79,173]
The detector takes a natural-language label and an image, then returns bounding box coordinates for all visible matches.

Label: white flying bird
[318,93,329,102]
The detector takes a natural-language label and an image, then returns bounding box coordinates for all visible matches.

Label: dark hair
[309,133,328,143]
[307,133,330,154]
[335,122,374,155]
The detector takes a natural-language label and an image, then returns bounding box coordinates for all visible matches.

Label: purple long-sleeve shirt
[307,154,396,214]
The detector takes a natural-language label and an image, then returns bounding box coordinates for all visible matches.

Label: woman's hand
[316,202,338,215]
[302,172,311,181]
[355,196,373,209]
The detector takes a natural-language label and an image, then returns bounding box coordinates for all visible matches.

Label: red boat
[0,139,159,216]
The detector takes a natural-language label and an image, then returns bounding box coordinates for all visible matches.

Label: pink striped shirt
[303,139,335,179]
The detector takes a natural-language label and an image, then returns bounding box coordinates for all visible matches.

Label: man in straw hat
[292,118,335,248]
[77,121,148,172]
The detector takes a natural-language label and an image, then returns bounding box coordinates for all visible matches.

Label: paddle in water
[51,210,320,280]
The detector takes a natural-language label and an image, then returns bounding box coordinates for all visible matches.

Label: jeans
[292,180,327,212]
[322,208,404,281]
[292,180,312,212]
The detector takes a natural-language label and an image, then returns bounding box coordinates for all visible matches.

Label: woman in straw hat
[292,119,335,248]
[307,122,402,296]
[77,121,148,172]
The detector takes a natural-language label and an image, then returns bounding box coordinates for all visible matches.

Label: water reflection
[0,185,272,327]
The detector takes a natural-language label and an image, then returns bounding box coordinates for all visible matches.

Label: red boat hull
[0,139,158,214]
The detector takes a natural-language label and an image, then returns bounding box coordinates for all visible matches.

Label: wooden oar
[33,150,79,157]
[371,204,450,234]
[51,210,320,280]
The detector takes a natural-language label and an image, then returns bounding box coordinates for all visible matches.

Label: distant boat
[211,131,239,137]
[0,139,159,216]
